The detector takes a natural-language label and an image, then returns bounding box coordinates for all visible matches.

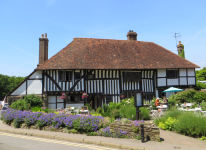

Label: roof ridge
[73,37,152,43]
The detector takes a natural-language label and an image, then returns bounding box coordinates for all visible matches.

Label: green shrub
[10,94,43,111]
[200,102,206,111]
[31,106,42,112]
[194,82,206,90]
[139,107,150,120]
[168,89,206,107]
[23,94,43,108]
[155,108,206,137]
[10,99,27,111]
[174,112,206,137]
[119,105,136,120]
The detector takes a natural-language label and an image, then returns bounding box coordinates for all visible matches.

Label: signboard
[135,92,143,107]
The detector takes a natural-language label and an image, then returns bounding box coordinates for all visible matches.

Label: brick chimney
[177,41,184,55]
[126,30,138,41]
[38,33,48,66]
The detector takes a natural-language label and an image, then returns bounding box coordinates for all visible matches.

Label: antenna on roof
[172,32,181,51]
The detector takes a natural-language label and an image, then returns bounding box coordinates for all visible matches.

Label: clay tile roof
[36,38,200,70]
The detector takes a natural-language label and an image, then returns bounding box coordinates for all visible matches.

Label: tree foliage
[178,45,185,58]
[0,74,26,99]
[195,67,206,90]
[196,67,206,81]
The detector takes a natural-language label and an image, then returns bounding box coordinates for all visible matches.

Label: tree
[196,67,206,81]
[0,74,26,99]
[195,67,206,90]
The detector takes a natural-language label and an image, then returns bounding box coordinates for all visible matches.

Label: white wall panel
[157,69,166,77]
[57,103,64,109]
[29,71,42,79]
[188,69,195,76]
[57,96,64,102]
[48,104,56,109]
[48,96,56,103]
[11,82,26,95]
[27,80,42,94]
[179,69,186,76]
[188,77,196,85]
[167,79,178,86]
[180,78,187,85]
[157,78,166,86]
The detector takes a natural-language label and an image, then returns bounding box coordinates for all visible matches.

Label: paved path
[0,120,205,150]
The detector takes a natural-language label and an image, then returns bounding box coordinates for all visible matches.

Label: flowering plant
[82,93,88,99]
[60,93,67,99]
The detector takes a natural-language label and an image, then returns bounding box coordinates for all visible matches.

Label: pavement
[0,119,206,150]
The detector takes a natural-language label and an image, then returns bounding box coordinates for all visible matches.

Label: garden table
[80,110,89,114]
[181,103,193,108]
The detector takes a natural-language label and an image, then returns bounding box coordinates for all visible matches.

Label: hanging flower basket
[82,93,88,99]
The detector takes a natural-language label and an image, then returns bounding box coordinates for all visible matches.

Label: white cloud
[185,27,206,44]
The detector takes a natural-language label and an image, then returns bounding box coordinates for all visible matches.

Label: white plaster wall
[66,103,84,108]
[48,104,56,109]
[11,82,26,95]
[27,80,42,94]
[167,79,179,86]
[187,69,195,76]
[157,69,166,77]
[57,103,64,109]
[179,69,186,76]
[29,71,42,79]
[157,78,166,86]
[188,77,196,85]
[57,96,64,102]
[180,78,187,85]
[48,96,56,103]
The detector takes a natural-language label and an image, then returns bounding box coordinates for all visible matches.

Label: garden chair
[150,106,158,117]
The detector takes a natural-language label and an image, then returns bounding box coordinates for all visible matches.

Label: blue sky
[0,0,206,77]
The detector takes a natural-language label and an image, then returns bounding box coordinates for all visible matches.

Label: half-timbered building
[7,31,199,109]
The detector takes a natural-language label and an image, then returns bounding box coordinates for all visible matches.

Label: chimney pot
[41,34,44,38]
[126,30,138,41]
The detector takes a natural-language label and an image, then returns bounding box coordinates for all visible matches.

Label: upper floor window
[59,71,72,81]
[167,70,179,78]
[75,72,81,80]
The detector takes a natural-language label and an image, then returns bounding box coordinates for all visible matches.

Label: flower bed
[1,109,159,141]
[1,109,103,133]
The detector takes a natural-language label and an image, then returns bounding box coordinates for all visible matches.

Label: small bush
[24,94,43,109]
[200,102,206,111]
[10,99,27,111]
[139,107,150,120]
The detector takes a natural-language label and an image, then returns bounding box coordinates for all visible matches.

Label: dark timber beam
[44,71,62,91]
[69,70,94,92]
